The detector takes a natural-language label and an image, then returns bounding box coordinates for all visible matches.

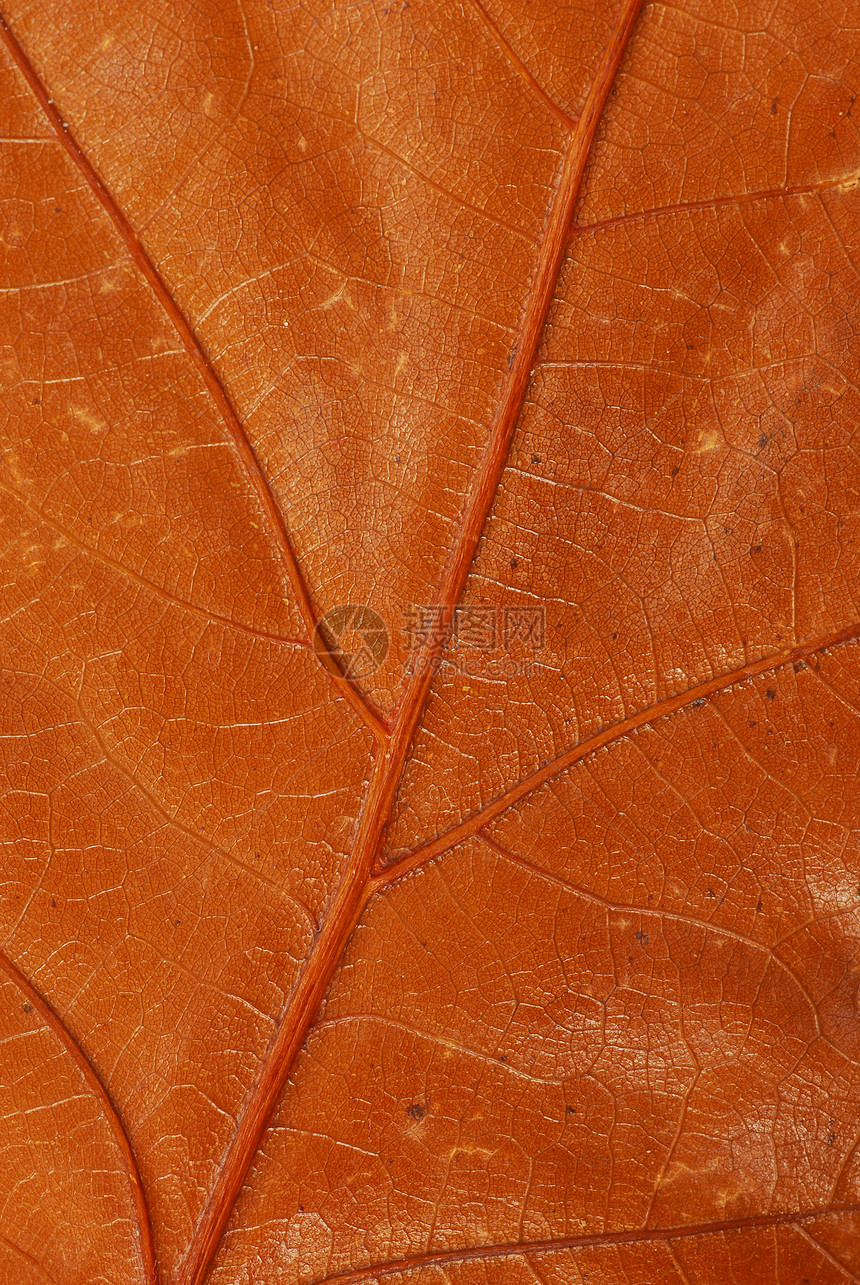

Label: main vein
[176,1,647,1281]
[0,0,647,1279]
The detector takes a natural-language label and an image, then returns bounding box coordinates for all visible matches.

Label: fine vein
[465,0,578,131]
[0,951,157,1285]
[0,11,387,744]
[0,479,309,650]
[568,173,860,242]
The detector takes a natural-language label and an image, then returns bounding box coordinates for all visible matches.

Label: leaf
[0,0,859,1282]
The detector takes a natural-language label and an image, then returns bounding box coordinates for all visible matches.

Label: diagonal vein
[464,0,578,131]
[303,1205,860,1285]
[0,10,387,744]
[372,621,860,891]
[0,479,309,650]
[0,951,158,1285]
[174,2,647,1281]
[568,174,860,241]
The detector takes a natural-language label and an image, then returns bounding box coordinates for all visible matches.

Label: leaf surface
[1,0,859,1283]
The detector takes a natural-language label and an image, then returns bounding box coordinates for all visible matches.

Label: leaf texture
[0,0,859,1283]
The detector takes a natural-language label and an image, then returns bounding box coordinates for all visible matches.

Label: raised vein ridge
[373,621,860,889]
[0,950,158,1285]
[176,2,647,1279]
[0,10,387,744]
[304,1205,860,1285]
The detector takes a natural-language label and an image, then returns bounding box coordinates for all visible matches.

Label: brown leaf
[1,0,859,1283]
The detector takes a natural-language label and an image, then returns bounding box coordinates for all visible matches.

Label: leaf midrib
[0,3,651,1282]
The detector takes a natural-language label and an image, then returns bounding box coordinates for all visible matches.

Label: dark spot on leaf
[691,697,706,708]
[531,454,541,465]
[407,1102,426,1120]
[50,898,56,908]
[565,1104,576,1114]
[766,688,776,700]
[771,96,780,113]
[751,544,762,554]
[510,558,518,569]
[756,900,763,913]
[635,929,649,945]
[22,1003,32,1013]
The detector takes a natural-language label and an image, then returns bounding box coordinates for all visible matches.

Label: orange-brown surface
[0,0,859,1281]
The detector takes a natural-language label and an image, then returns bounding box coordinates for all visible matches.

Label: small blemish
[510,557,518,569]
[22,1003,32,1013]
[407,1102,426,1120]
[766,688,776,700]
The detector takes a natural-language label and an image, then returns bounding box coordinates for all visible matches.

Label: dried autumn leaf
[1,0,859,1281]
